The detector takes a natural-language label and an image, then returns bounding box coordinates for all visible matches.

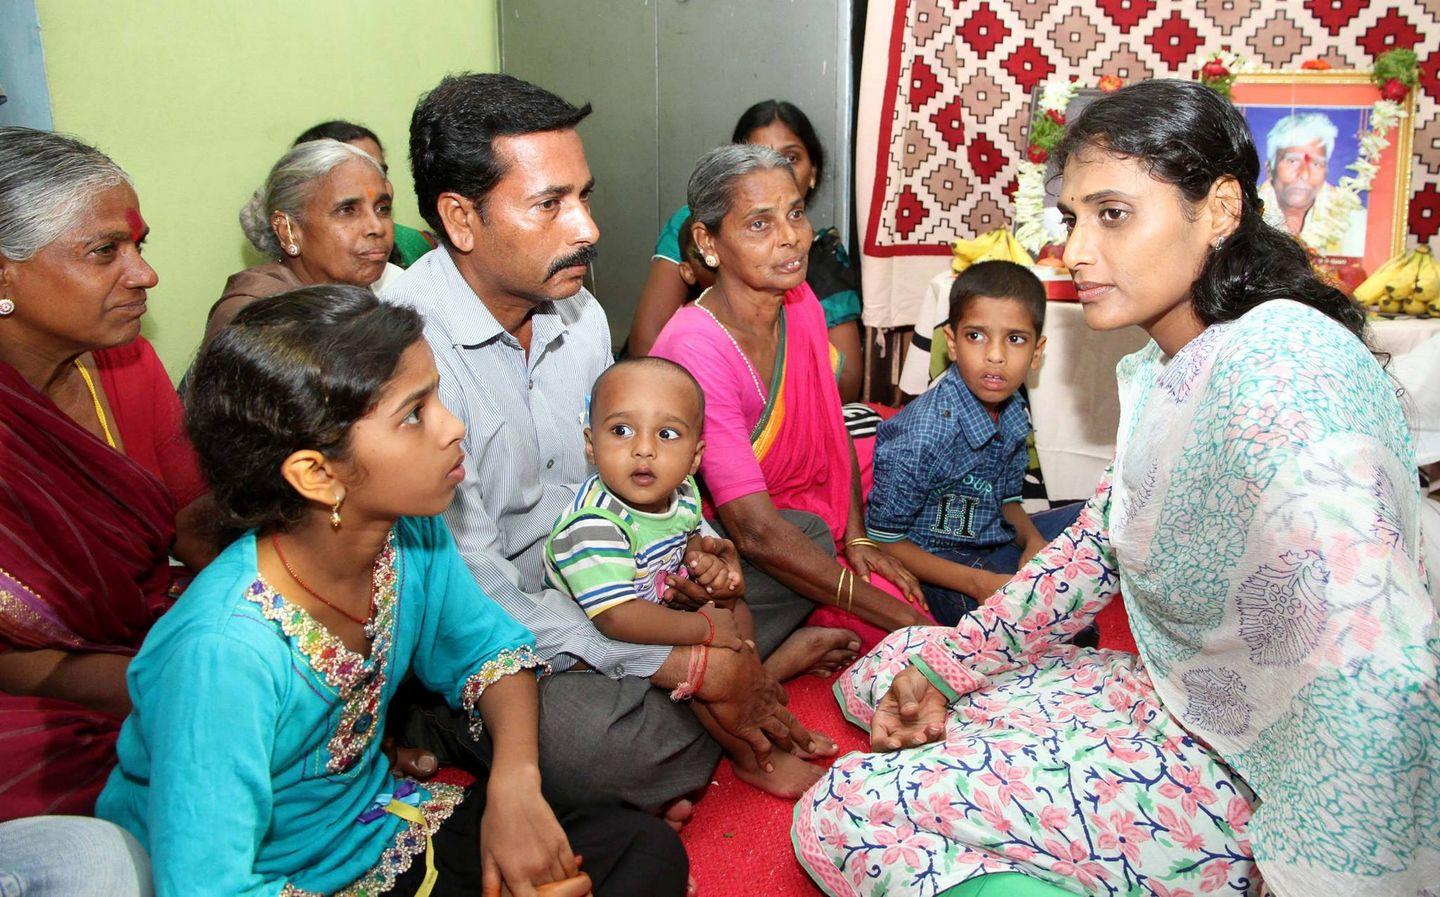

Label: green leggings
[939,872,1078,896]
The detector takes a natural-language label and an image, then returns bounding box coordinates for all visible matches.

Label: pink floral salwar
[793,481,1259,897]
[793,302,1439,897]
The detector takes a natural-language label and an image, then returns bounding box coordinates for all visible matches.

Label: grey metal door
[500,0,852,347]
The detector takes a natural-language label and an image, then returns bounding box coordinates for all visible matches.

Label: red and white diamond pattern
[866,0,1440,258]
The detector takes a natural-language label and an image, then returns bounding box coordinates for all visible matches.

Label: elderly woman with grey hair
[650,145,931,664]
[200,138,399,349]
[0,126,220,895]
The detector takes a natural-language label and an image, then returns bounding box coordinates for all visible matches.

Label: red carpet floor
[679,673,863,897]
[679,600,1138,896]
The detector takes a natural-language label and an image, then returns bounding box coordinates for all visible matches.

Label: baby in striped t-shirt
[545,357,747,652]
[547,359,826,797]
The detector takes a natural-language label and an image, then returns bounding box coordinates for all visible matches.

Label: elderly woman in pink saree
[650,144,932,663]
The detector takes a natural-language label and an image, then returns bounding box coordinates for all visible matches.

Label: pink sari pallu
[749,285,852,544]
[756,287,930,651]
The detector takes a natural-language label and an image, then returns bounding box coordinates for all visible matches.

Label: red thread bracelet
[690,644,709,696]
[669,645,709,702]
[697,608,715,646]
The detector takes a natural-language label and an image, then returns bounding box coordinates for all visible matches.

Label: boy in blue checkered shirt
[866,261,1082,625]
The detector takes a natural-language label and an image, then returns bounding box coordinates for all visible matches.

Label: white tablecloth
[900,270,1440,501]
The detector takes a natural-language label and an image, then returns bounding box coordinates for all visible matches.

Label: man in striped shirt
[385,73,821,817]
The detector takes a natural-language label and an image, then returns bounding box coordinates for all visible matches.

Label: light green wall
[38,0,499,379]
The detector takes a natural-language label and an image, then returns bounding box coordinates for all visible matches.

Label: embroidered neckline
[243,529,401,773]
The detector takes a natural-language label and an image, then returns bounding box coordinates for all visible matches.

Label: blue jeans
[921,502,1084,626]
[0,817,151,897]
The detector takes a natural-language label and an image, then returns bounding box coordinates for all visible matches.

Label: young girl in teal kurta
[99,516,537,895]
[96,287,643,897]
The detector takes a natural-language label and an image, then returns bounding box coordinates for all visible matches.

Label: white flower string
[1305,98,1407,255]
[694,289,767,404]
[1014,77,1080,254]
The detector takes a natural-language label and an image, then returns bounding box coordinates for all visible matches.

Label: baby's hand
[699,603,745,650]
[686,536,745,603]
[690,553,729,591]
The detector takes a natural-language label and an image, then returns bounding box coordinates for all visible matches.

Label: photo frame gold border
[1232,70,1417,260]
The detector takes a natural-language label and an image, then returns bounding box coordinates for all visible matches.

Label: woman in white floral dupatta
[793,79,1438,897]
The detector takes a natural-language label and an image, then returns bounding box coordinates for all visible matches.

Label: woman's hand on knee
[870,665,947,752]
[845,542,924,605]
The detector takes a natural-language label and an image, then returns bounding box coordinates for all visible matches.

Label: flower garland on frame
[1291,50,1416,256]
[1013,78,1081,254]
[1008,50,1418,257]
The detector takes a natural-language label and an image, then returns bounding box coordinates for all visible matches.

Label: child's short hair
[947,260,1046,335]
[589,357,706,427]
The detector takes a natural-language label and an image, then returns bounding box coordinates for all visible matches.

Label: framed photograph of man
[1027,88,1102,247]
[1231,72,1415,274]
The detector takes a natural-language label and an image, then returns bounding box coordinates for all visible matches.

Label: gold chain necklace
[73,360,116,448]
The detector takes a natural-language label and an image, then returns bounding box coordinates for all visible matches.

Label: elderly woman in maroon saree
[0,128,215,820]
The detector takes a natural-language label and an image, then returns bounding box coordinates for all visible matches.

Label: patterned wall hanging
[855,0,1440,329]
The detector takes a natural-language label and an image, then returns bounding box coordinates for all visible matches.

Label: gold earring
[329,495,343,530]
[282,218,300,256]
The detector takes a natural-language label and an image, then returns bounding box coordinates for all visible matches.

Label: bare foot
[661,797,694,833]
[764,627,861,681]
[733,748,826,799]
[793,730,838,760]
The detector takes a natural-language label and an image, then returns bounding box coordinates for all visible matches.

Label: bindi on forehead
[124,208,146,243]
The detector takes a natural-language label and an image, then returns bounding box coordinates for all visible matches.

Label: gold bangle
[847,537,880,549]
[835,568,852,609]
[845,568,855,614]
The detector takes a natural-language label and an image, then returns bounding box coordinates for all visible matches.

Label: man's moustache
[546,246,598,280]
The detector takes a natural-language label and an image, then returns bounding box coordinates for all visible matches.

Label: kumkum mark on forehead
[124,208,146,243]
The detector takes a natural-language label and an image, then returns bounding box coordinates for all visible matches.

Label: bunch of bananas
[952,229,1034,274]
[1353,245,1440,317]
